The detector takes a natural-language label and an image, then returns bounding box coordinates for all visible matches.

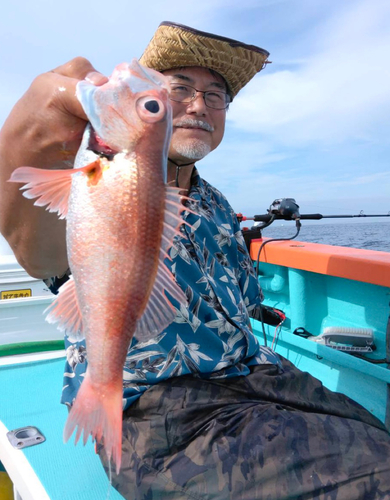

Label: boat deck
[0,354,124,500]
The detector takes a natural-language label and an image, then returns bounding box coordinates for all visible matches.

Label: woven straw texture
[139,24,269,97]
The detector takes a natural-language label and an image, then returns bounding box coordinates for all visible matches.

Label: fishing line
[255,219,302,280]
[253,220,301,348]
[271,319,285,351]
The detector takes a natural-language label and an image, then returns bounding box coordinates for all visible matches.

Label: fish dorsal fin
[44,276,84,340]
[134,186,190,341]
[8,161,102,219]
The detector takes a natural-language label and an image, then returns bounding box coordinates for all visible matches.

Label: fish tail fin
[64,372,123,474]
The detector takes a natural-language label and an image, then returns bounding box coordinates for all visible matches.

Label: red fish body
[9,60,188,473]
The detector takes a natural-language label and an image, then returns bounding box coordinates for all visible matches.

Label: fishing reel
[268,198,300,220]
[237,198,300,225]
[238,198,301,250]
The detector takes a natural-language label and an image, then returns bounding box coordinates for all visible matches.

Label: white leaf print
[191,218,202,232]
[227,331,244,350]
[125,350,161,362]
[176,335,186,355]
[213,360,232,371]
[225,268,239,286]
[234,231,246,246]
[187,343,200,350]
[186,343,213,364]
[243,275,249,295]
[226,286,237,306]
[132,334,166,350]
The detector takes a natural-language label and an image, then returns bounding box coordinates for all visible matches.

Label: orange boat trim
[250,239,390,288]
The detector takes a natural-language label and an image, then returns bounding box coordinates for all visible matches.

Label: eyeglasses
[169,83,231,110]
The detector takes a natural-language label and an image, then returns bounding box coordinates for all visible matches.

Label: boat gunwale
[250,238,390,288]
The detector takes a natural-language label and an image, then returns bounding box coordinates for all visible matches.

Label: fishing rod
[240,212,390,222]
[237,199,390,224]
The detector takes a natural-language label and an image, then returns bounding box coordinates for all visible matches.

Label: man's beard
[171,118,214,161]
[171,139,211,160]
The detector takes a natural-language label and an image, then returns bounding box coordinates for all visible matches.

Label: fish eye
[144,100,160,113]
[136,96,166,123]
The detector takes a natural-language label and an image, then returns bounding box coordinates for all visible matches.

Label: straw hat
[139,21,270,99]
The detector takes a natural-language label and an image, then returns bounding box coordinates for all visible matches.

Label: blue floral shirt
[48,169,281,410]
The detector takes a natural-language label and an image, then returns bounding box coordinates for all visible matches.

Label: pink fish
[9,59,189,473]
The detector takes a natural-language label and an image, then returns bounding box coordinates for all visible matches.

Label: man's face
[163,67,227,163]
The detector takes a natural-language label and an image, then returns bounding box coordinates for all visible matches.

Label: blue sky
[1,0,389,224]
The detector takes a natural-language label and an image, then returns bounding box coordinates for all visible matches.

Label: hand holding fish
[0,57,107,278]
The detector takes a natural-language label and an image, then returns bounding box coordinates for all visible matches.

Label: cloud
[353,171,390,186]
[227,0,390,147]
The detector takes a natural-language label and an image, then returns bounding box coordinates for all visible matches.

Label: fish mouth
[87,128,118,159]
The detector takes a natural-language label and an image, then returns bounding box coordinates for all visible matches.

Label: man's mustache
[174,119,214,132]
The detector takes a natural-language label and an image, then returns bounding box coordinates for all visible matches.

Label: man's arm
[0,57,107,279]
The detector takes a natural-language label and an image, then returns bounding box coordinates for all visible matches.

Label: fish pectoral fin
[134,186,191,341]
[44,276,84,339]
[8,160,102,219]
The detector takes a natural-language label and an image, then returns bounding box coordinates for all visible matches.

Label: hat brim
[139,21,270,98]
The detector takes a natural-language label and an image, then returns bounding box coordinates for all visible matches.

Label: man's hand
[0,57,107,278]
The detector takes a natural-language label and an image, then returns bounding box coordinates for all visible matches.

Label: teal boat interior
[252,252,390,426]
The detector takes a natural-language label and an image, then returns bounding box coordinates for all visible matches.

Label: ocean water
[256,220,390,253]
[1,222,389,259]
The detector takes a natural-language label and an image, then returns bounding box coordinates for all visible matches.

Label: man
[1,21,390,500]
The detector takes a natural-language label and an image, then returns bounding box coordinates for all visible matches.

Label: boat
[0,218,389,499]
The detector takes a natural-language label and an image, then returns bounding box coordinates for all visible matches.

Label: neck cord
[168,158,194,187]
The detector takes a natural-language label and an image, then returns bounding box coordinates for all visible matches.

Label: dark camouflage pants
[98,357,390,499]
